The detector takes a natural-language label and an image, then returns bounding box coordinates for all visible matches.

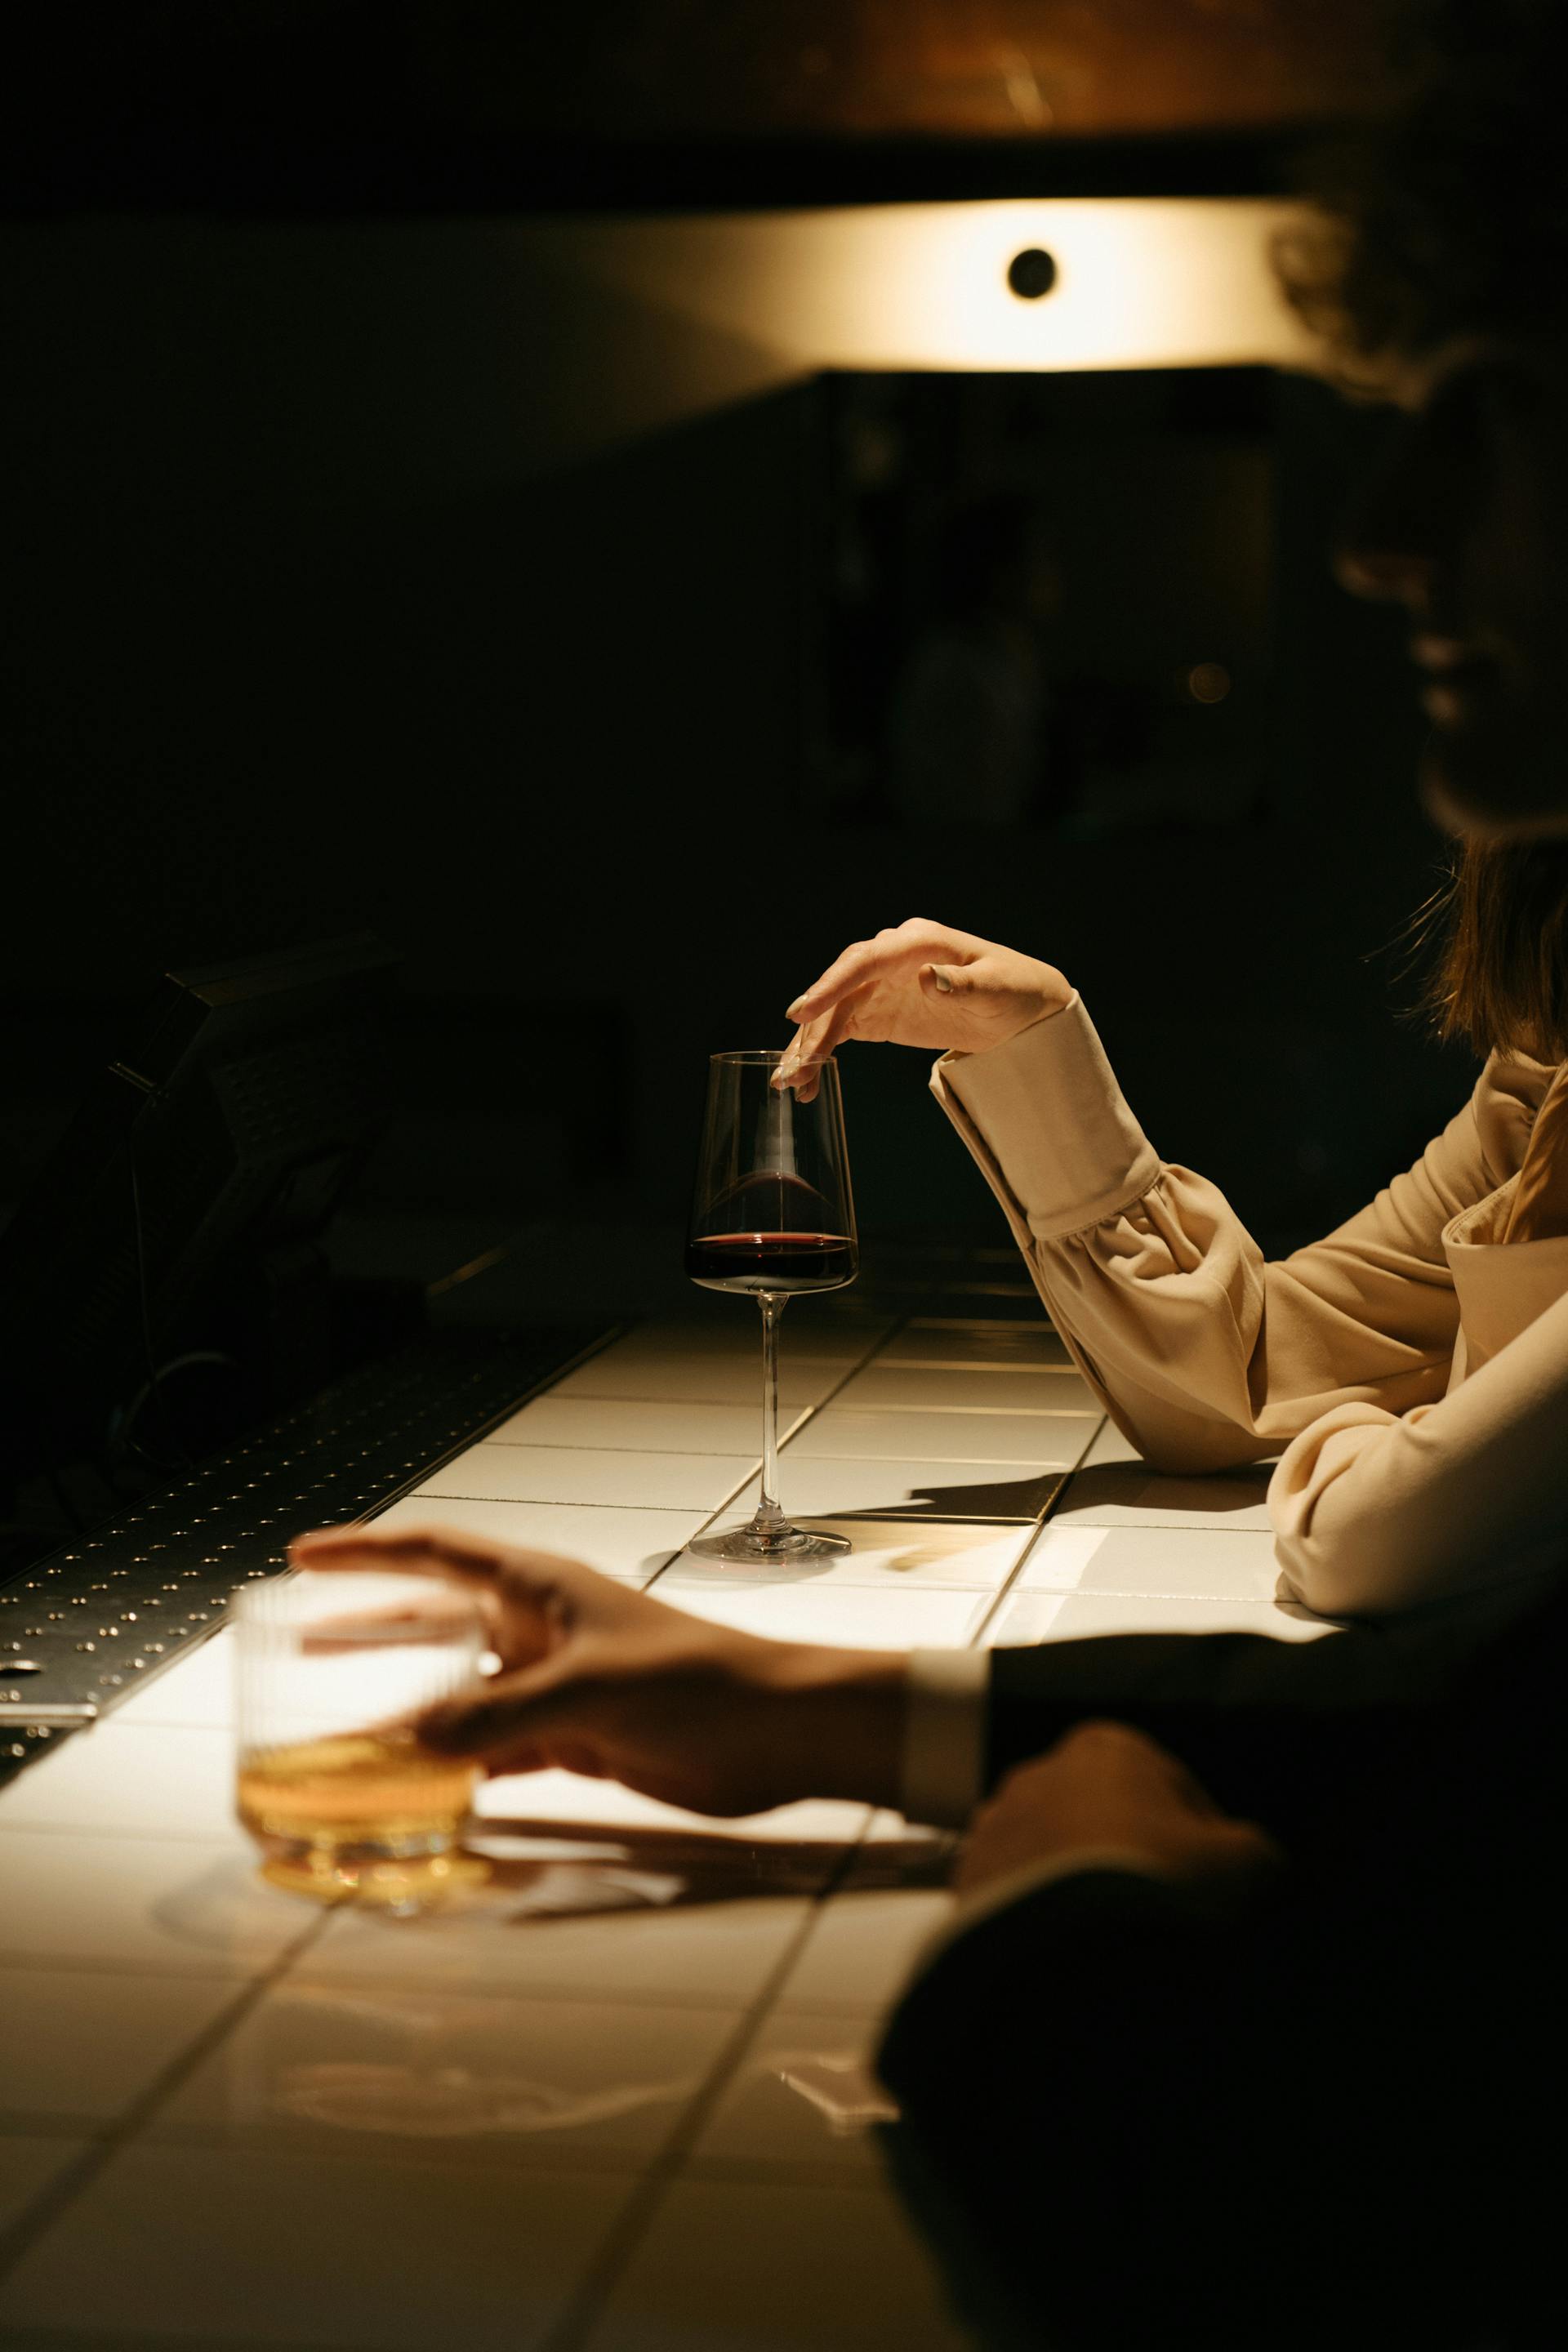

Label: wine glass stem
[756,1290,787,1530]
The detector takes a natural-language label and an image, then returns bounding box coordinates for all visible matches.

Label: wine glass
[684,1049,858,1561]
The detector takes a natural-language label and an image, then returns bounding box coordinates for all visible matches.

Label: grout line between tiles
[535,1824,877,2352]
[0,1901,340,2284]
[874,1359,1082,1374]
[964,1420,1110,1649]
[479,1418,808,1454]
[817,1403,1100,1418]
[408,1493,732,1517]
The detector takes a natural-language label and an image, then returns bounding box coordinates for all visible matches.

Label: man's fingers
[291,1526,595,1608]
[291,1526,511,1588]
[416,1664,599,1760]
[300,1597,483,1653]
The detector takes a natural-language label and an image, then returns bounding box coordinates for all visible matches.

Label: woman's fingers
[777,995,866,1099]
[784,938,880,1027]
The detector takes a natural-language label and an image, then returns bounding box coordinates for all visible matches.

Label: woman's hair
[1276,1,1568,375]
[1425,844,1568,1062]
[1276,2,1568,1061]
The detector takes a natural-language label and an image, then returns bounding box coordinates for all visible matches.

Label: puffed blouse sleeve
[932,997,1549,1614]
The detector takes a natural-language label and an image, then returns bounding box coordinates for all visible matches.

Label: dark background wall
[2,218,1474,1301]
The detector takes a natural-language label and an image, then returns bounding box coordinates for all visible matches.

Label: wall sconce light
[532,199,1319,376]
[1006,247,1058,301]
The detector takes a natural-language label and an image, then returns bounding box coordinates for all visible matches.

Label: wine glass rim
[707,1047,837,1067]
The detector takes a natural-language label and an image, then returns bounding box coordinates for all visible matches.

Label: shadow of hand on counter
[746,1472,1067,1526]
[1058,1463,1273,1521]
[464,1813,954,1922]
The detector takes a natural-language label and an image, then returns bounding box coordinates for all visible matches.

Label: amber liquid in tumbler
[237,1732,479,1860]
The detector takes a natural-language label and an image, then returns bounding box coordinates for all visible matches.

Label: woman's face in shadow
[1335,337,1568,840]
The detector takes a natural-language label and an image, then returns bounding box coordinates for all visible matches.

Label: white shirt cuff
[902,1649,990,1828]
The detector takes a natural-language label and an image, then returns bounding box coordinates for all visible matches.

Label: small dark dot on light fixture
[1008,247,1058,301]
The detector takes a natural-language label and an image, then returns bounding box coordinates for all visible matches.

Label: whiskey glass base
[254,1836,490,1913]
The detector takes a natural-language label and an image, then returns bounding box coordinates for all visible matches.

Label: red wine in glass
[687,1173,857,1294]
[685,1058,858,1561]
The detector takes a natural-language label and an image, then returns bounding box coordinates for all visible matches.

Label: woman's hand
[290,1524,907,1818]
[778,917,1071,1098]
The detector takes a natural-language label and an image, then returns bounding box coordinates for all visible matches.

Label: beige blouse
[933,997,1568,1618]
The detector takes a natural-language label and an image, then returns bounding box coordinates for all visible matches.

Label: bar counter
[0,1311,1334,2348]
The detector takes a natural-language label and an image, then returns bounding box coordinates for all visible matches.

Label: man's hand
[956,1721,1282,1900]
[778,917,1071,1099]
[290,1524,907,1818]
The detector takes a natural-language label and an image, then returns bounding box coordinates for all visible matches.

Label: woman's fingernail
[785,998,804,1019]
[931,968,953,994]
[777,1053,800,1083]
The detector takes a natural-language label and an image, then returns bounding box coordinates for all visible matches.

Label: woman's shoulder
[1472,1047,1562,1178]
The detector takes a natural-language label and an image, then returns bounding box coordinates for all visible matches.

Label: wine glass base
[688,1523,852,1564]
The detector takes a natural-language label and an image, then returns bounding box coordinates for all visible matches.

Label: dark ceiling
[7,2,1386,212]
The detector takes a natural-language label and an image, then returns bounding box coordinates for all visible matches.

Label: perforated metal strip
[0,1323,614,1784]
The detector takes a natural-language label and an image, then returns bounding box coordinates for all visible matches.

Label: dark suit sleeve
[875,1870,1324,2347]
[884,1579,1568,2349]
[986,1579,1539,1841]
[876,1853,1530,2350]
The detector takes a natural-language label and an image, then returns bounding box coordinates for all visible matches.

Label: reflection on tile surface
[417,1446,758,1512]
[0,1723,241,1843]
[371,1496,703,1583]
[589,2175,971,2352]
[694,2009,890,2178]
[0,1967,238,2130]
[487,1396,802,1455]
[297,1894,814,2011]
[0,1830,312,1976]
[721,1459,1062,1522]
[789,1408,1094,1466]
[656,1520,1036,1595]
[152,1984,737,2168]
[0,2145,630,2352]
[838,1363,1098,1414]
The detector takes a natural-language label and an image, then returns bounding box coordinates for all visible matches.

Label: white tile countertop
[0,1313,1334,2350]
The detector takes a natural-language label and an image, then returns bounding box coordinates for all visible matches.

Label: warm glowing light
[1187,662,1232,703]
[530,199,1320,375]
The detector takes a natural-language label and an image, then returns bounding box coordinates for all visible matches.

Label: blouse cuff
[931,995,1161,1243]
